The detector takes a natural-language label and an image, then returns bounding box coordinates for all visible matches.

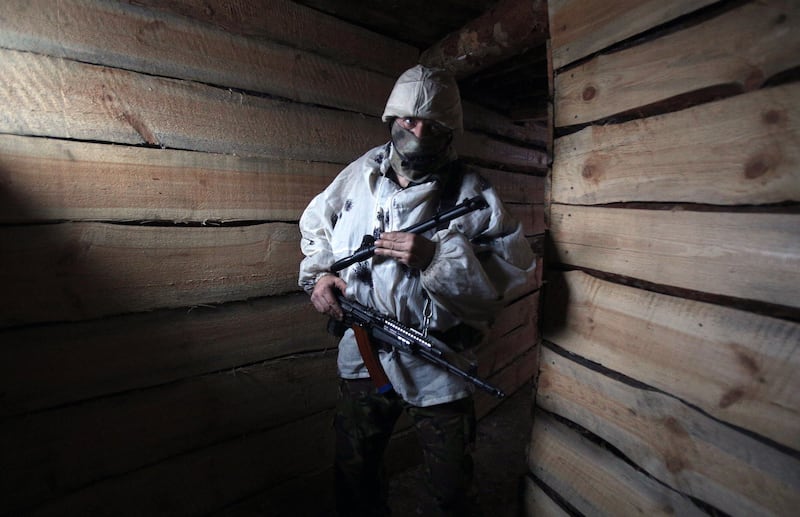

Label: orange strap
[352,325,393,394]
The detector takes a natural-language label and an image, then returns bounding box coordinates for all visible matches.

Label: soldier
[299,65,536,516]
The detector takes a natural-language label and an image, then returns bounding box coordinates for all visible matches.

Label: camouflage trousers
[333,378,476,517]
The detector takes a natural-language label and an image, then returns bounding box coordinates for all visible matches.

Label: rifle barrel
[329,195,488,273]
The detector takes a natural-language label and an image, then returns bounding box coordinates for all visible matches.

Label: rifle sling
[351,324,393,394]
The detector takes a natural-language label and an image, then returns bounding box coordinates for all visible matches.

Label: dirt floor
[387,384,534,516]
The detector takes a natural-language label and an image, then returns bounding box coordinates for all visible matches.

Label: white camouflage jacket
[298,143,536,407]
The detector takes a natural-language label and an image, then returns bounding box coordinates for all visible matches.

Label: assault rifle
[329,291,505,399]
[329,194,489,272]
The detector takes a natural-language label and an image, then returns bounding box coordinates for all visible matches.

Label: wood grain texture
[549,205,800,308]
[476,346,539,418]
[123,0,418,76]
[537,347,800,516]
[0,0,395,115]
[0,134,340,223]
[419,0,548,79]
[0,353,338,513]
[552,83,800,205]
[528,411,704,516]
[467,164,546,205]
[0,48,541,171]
[508,203,545,236]
[0,293,332,417]
[548,0,716,69]
[522,476,570,517]
[463,101,550,147]
[479,297,539,377]
[543,271,800,450]
[0,222,303,327]
[490,289,540,338]
[0,0,549,148]
[457,131,549,172]
[216,466,335,517]
[0,134,544,225]
[554,0,800,126]
[25,409,335,516]
[0,47,386,163]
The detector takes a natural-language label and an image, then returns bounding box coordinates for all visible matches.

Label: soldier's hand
[374,231,436,270]
[310,274,348,320]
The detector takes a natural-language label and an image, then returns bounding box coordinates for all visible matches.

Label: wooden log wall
[0,0,547,515]
[527,0,800,515]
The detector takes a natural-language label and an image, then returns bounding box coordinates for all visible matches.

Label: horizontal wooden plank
[0,0,547,152]
[479,319,538,381]
[554,0,800,126]
[467,164,546,205]
[0,0,547,148]
[508,203,545,236]
[459,131,549,172]
[419,0,548,79]
[0,48,540,172]
[522,475,570,517]
[26,409,335,516]
[125,0,418,76]
[552,83,800,205]
[549,205,800,308]
[0,0,395,115]
[463,102,550,147]
[124,0,546,146]
[0,222,303,327]
[0,47,386,163]
[0,135,543,225]
[480,291,541,370]
[543,271,800,450]
[0,134,340,223]
[490,289,540,338]
[0,293,333,417]
[475,346,539,419]
[537,347,800,515]
[0,353,338,512]
[3,344,534,515]
[213,466,334,517]
[548,0,716,69]
[528,410,704,516]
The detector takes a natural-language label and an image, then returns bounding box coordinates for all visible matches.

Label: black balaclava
[389,121,453,183]
[381,65,463,184]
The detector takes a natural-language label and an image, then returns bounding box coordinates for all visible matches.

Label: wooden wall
[0,0,546,515]
[526,0,800,515]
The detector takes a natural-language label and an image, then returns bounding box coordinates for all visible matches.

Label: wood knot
[719,387,745,408]
[762,109,785,126]
[745,156,769,179]
[537,376,551,390]
[735,349,760,376]
[744,151,778,180]
[136,19,166,43]
[582,163,601,182]
[665,455,687,473]
[582,85,597,101]
[663,417,688,438]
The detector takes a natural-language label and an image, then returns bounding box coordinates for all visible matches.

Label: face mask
[390,122,453,182]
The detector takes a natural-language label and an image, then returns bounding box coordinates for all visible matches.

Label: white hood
[381,65,463,134]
